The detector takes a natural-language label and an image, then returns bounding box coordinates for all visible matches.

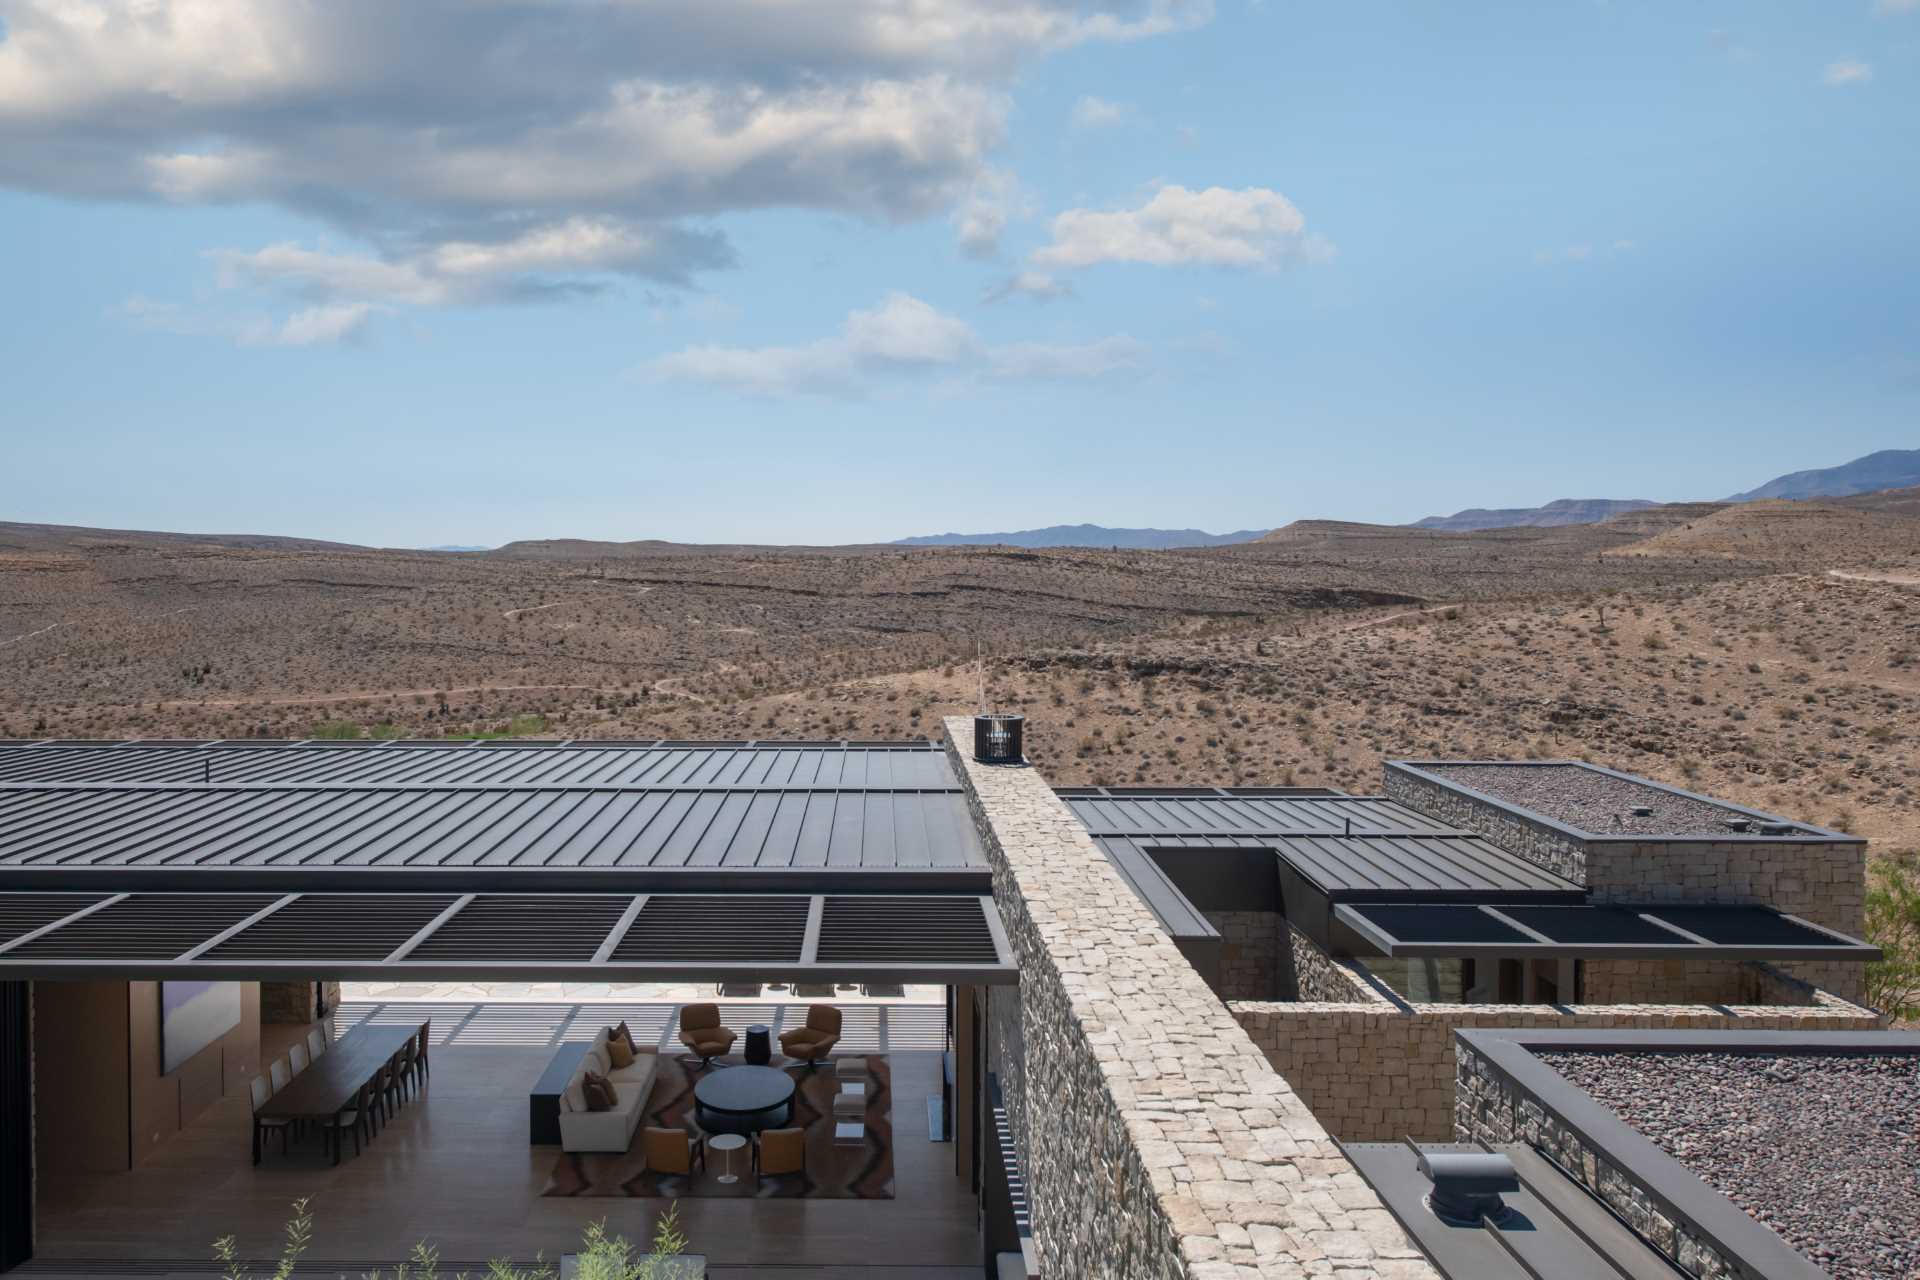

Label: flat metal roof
[0,889,1016,983]
[0,741,988,891]
[1345,1141,1690,1280]
[1067,790,1582,914]
[1336,902,1880,962]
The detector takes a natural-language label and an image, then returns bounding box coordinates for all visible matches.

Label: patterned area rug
[541,1054,894,1199]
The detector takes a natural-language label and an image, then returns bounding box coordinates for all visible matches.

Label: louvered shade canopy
[0,890,1015,983]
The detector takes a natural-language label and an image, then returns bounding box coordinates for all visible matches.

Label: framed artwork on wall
[158,981,241,1075]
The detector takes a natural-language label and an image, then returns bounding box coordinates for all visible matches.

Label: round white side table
[709,1132,747,1185]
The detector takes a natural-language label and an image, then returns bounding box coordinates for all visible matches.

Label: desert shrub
[215,1199,688,1280]
[309,720,363,740]
[1865,855,1920,1023]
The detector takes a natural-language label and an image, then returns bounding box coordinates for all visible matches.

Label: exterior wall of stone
[1204,911,1279,1000]
[1384,766,1588,883]
[1231,979,1880,1143]
[1287,922,1370,1003]
[1581,958,1762,1006]
[1384,765,1869,1002]
[259,980,341,1024]
[945,718,1437,1280]
[1455,1040,1747,1280]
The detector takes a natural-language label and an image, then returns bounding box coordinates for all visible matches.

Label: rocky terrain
[3,500,1917,865]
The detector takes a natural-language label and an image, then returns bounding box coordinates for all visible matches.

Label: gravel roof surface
[1423,762,1803,837]
[1542,1050,1920,1280]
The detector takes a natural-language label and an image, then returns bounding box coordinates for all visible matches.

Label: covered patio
[30,998,978,1276]
[0,740,1019,1278]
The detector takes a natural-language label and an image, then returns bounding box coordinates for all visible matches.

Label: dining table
[254,1023,422,1164]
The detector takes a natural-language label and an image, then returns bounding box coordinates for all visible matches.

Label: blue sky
[2,0,1915,546]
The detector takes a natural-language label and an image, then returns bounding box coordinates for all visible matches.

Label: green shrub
[309,720,363,740]
[1866,854,1920,1023]
[216,1200,688,1280]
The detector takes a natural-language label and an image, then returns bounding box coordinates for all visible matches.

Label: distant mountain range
[420,545,493,553]
[1724,448,1920,502]
[893,524,1272,550]
[1407,448,1918,532]
[1409,498,1657,532]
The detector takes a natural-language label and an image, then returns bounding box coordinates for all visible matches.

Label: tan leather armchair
[754,1126,805,1177]
[642,1126,704,1175]
[678,1003,737,1068]
[777,1004,841,1068]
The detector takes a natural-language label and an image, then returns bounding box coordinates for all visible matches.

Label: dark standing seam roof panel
[0,741,988,885]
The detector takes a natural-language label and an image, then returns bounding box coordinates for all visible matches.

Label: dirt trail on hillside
[1828,569,1920,586]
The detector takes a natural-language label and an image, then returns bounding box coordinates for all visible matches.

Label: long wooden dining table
[254,1023,421,1164]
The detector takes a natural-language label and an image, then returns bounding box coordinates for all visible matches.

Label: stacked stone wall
[1455,1040,1748,1280]
[259,980,341,1024]
[1384,766,1587,882]
[1232,976,1880,1143]
[1287,922,1370,1003]
[1203,911,1280,1000]
[1385,764,1868,1001]
[945,719,1436,1280]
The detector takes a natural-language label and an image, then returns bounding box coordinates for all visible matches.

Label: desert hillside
[3,501,1917,859]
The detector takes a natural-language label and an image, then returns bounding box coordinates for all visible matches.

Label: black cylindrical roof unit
[973,713,1025,764]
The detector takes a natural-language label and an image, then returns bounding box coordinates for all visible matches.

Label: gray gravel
[1542,1050,1920,1279]
[1427,762,1797,837]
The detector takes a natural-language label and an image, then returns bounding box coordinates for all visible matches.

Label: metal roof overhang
[1334,902,1881,963]
[0,890,1019,984]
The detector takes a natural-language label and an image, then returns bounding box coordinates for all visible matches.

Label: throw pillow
[613,1020,635,1049]
[606,1033,635,1069]
[581,1070,616,1112]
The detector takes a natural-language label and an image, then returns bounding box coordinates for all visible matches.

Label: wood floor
[33,1005,981,1277]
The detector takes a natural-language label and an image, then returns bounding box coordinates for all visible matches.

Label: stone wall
[1455,1039,1745,1280]
[1287,922,1371,1003]
[944,718,1436,1280]
[1231,977,1881,1143]
[1385,764,1869,1001]
[1384,765,1587,882]
[1203,911,1279,1000]
[259,980,341,1025]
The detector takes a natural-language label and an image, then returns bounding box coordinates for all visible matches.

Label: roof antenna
[1344,816,1352,837]
[204,758,211,785]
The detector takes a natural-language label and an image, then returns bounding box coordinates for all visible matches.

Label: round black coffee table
[694,1065,795,1135]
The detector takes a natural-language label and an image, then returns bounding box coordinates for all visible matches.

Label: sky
[1,0,1916,547]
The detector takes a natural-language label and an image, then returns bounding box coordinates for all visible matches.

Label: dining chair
[289,1042,310,1076]
[307,1027,328,1059]
[383,1049,408,1113]
[328,1081,369,1165]
[412,1020,431,1084]
[368,1061,395,1132]
[249,1075,291,1162]
[396,1033,421,1098]
[268,1056,291,1093]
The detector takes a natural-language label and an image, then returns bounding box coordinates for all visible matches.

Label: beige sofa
[557,1027,660,1153]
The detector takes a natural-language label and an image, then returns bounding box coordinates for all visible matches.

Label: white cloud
[648,292,1142,396]
[211,217,731,308]
[1823,59,1873,85]
[984,271,1074,303]
[114,295,376,347]
[248,303,378,347]
[1031,185,1329,269]
[1070,96,1130,129]
[0,0,1212,302]
[954,168,1024,260]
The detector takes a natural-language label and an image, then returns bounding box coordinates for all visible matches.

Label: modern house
[0,722,1899,1278]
